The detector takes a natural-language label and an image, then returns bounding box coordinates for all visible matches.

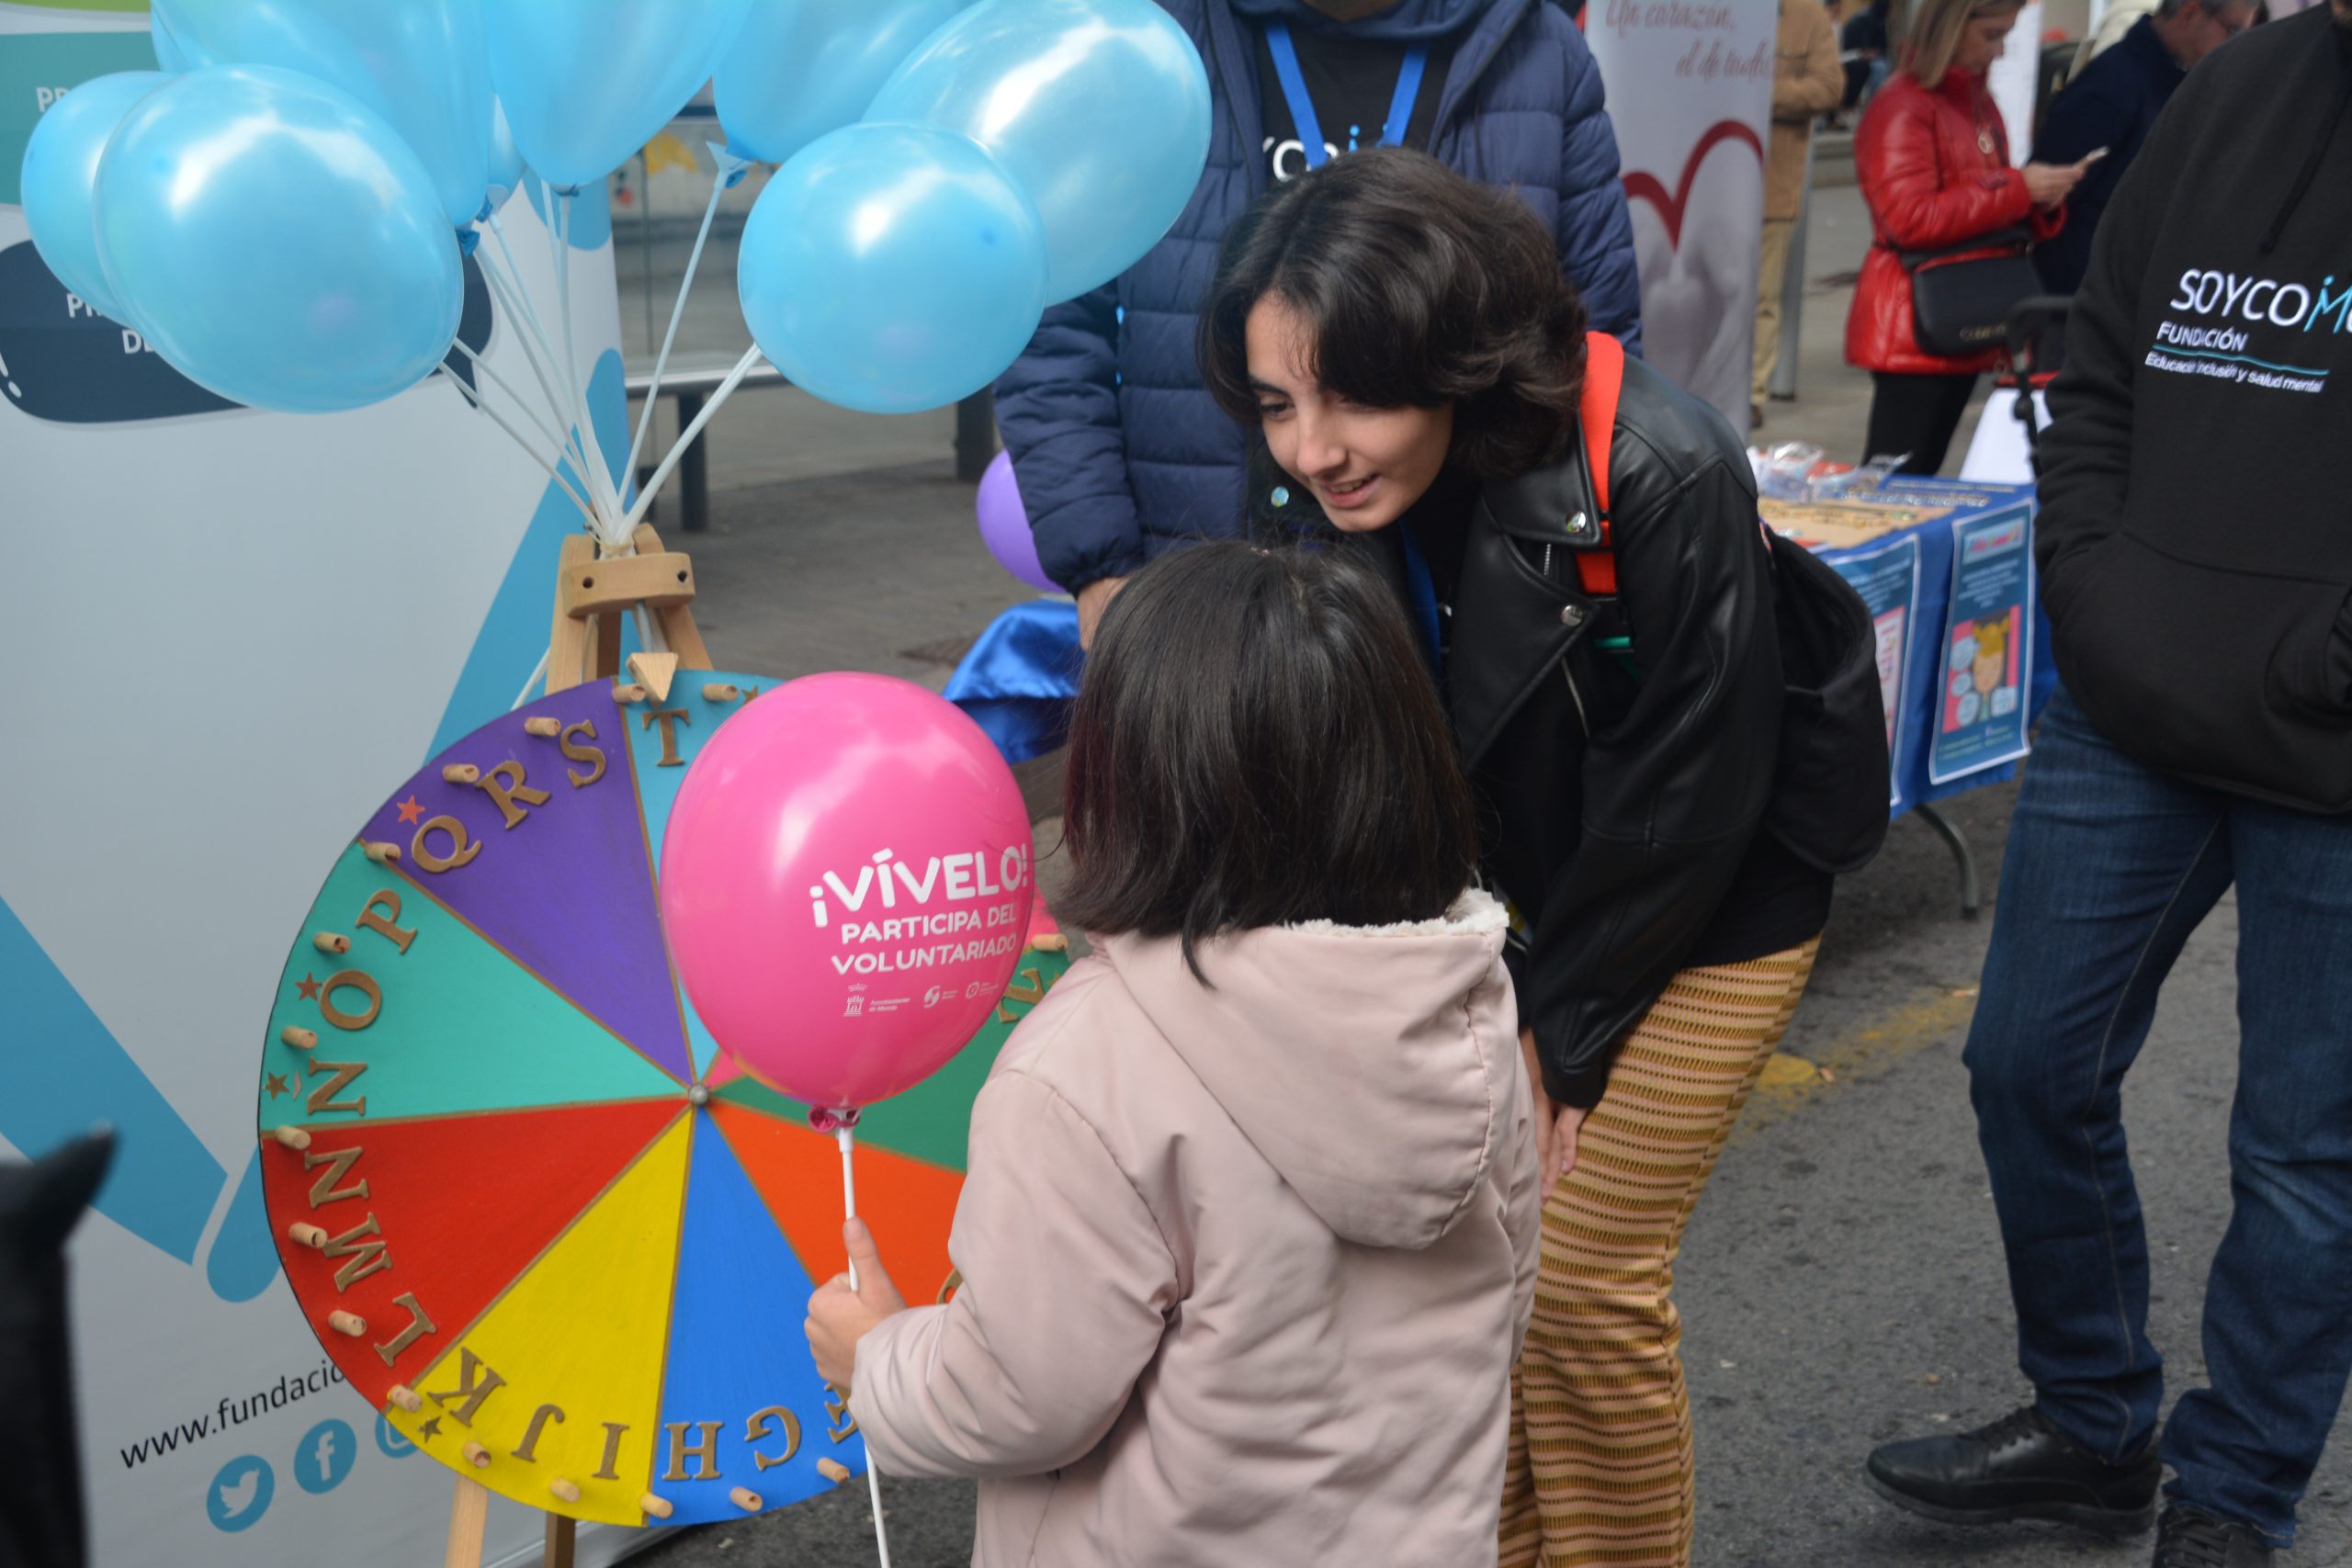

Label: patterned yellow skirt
[1498,939,1821,1568]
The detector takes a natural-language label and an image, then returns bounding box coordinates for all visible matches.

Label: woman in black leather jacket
[1196,147,1834,1568]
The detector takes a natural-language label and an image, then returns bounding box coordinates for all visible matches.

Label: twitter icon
[206,1455,273,1533]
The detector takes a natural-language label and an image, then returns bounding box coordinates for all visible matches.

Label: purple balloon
[977,448,1058,592]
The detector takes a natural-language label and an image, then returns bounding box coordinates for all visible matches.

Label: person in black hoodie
[1864,6,2352,1566]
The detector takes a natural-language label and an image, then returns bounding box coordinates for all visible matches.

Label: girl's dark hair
[1198,146,1589,481]
[1055,542,1480,974]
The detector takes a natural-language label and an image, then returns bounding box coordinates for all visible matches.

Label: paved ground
[616,182,2351,1566]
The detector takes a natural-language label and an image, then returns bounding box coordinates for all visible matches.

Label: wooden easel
[438,523,713,1568]
[544,521,716,700]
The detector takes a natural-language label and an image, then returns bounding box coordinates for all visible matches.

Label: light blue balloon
[19,71,165,321]
[483,96,522,213]
[149,10,212,74]
[153,0,492,230]
[866,0,1210,303]
[738,121,1046,415]
[714,0,967,166]
[483,0,752,191]
[522,168,611,250]
[93,66,464,413]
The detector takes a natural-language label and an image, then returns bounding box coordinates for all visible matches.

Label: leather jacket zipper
[1561,659,1589,737]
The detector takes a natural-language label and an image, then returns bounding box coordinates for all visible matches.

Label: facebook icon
[292,1418,357,1495]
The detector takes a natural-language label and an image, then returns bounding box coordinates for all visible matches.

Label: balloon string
[480,211,599,489]
[448,339,570,457]
[472,237,605,517]
[439,368,597,526]
[623,345,764,536]
[510,649,550,711]
[550,191,625,536]
[836,1124,896,1568]
[624,164,729,489]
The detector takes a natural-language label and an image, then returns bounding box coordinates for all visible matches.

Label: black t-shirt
[1255,24,1457,183]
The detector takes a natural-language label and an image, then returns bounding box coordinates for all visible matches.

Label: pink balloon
[977,448,1058,593]
[659,672,1035,1112]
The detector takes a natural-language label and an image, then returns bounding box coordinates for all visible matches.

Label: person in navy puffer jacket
[994,0,1644,646]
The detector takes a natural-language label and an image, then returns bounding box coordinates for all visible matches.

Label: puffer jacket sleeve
[850,1068,1179,1480]
[1555,28,1644,357]
[993,284,1151,593]
[1858,88,2034,251]
[1525,457,1783,1110]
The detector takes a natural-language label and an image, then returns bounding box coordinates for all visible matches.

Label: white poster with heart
[1584,0,1776,429]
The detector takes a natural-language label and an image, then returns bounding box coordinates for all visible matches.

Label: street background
[616,164,2352,1567]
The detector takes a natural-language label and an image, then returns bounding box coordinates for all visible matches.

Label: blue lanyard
[1265,21,1429,168]
[1397,523,1444,675]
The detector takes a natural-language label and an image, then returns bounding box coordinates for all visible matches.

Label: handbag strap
[1897,224,2033,270]
[1572,331,1624,597]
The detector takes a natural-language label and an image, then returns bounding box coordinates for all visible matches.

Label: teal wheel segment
[631,671,773,1078]
[259,843,680,1131]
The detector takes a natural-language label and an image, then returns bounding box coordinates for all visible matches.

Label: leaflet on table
[1816,534,1921,813]
[1928,501,2036,784]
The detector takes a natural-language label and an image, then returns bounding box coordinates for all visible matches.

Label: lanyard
[1397,522,1444,675]
[1265,21,1430,168]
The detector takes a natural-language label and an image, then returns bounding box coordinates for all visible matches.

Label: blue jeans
[1964,686,2352,1547]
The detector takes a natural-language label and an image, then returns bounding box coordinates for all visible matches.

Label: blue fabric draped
[944,599,1084,765]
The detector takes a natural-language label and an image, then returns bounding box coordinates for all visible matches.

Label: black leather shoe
[1865,1405,2161,1537]
[2152,1505,2273,1567]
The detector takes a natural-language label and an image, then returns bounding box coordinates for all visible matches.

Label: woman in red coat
[1846,0,2086,473]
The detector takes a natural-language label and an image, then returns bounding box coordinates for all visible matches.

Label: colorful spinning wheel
[254,671,1067,1527]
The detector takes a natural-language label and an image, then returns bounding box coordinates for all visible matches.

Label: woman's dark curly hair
[1197,146,1589,481]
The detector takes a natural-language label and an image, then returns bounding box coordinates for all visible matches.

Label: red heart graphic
[1622,118,1766,250]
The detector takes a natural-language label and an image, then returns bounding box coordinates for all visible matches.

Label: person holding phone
[2031,0,2255,295]
[1845,0,2086,473]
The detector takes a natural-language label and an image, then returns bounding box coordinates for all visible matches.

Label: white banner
[1583,0,1776,427]
[1,8,639,1564]
[1987,1,2044,168]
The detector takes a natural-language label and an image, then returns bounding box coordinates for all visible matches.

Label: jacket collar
[1476,448,1600,545]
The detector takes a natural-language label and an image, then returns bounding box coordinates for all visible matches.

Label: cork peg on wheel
[548,1477,582,1505]
[729,1486,762,1512]
[287,1222,328,1250]
[639,1494,673,1521]
[311,931,351,955]
[702,682,740,703]
[523,716,562,738]
[326,1310,366,1337]
[611,682,648,705]
[462,1440,492,1469]
[271,1125,311,1151]
[816,1457,852,1485]
[279,1026,316,1051]
[386,1384,424,1414]
[362,840,401,865]
[441,762,481,785]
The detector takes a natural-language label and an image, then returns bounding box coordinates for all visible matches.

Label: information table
[1771,477,2055,820]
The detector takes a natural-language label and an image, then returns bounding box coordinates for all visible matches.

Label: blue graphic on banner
[0,242,496,426]
[205,1455,274,1533]
[1929,504,2035,784]
[1820,534,1921,814]
[292,1418,358,1495]
[374,1412,417,1460]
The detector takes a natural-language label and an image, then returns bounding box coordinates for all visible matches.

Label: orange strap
[1573,331,1625,598]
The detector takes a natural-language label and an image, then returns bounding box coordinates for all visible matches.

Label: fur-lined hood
[1094,889,1518,1249]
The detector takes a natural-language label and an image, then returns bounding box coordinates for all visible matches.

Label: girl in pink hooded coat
[808,543,1542,1566]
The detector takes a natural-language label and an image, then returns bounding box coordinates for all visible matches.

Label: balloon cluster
[17,0,1210,421]
[729,0,1211,414]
